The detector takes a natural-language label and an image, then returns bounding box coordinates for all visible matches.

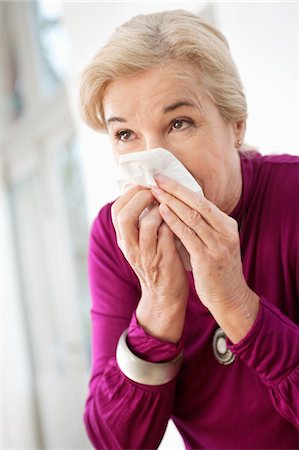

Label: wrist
[136,295,186,344]
[208,289,260,344]
[127,311,183,363]
[116,329,183,385]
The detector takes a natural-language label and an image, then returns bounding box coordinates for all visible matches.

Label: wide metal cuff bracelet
[116,329,183,385]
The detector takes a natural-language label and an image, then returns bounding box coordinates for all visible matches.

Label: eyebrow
[106,116,127,126]
[106,100,198,126]
[163,100,197,113]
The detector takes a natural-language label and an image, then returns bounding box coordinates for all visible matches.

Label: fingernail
[151,186,164,197]
[160,203,169,214]
[154,173,168,183]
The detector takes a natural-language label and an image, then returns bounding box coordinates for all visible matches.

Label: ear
[233,120,246,148]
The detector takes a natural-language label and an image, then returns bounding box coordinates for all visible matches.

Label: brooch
[212,327,235,365]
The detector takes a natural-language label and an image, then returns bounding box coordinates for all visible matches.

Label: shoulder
[89,200,138,280]
[90,201,116,245]
[258,153,299,173]
[259,153,299,205]
[242,150,299,174]
[242,151,299,206]
[88,200,124,267]
[94,200,115,226]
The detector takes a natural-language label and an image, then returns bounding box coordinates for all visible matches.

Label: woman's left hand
[151,174,260,343]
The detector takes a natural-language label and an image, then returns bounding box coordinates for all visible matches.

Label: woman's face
[103,63,245,213]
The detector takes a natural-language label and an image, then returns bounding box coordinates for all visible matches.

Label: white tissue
[115,147,203,194]
[115,148,204,271]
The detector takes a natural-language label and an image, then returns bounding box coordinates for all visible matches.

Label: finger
[152,186,216,248]
[117,189,156,253]
[157,223,180,263]
[111,185,152,245]
[159,203,204,258]
[111,185,149,239]
[154,174,233,234]
[139,205,163,253]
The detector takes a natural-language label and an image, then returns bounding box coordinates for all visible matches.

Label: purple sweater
[84,152,299,449]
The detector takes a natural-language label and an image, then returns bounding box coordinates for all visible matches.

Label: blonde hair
[79,9,247,132]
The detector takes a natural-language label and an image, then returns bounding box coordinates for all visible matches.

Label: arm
[84,202,184,450]
[227,296,299,428]
[151,174,299,430]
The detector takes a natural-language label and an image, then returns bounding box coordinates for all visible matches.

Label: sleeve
[83,203,181,450]
[227,296,299,429]
[127,311,183,363]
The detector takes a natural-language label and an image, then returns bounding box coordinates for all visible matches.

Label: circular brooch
[212,327,235,365]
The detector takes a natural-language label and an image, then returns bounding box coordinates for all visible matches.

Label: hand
[111,185,189,343]
[151,174,259,343]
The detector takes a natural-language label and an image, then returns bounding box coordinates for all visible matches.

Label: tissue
[115,147,203,194]
[115,148,204,270]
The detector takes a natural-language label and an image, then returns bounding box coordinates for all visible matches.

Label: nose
[143,135,168,152]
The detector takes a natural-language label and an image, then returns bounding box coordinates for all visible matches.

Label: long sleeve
[228,296,299,429]
[83,203,180,450]
[226,154,299,431]
[84,154,299,449]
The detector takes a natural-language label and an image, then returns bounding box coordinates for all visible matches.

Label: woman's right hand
[111,186,189,343]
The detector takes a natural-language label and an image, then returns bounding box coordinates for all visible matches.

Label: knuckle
[158,223,170,237]
[187,209,202,228]
[213,234,239,265]
[166,178,178,190]
[171,214,181,229]
[194,194,211,213]
[130,184,143,193]
[182,225,195,240]
[217,227,239,246]
[140,211,160,233]
[140,189,154,202]
[118,211,133,228]
[126,249,137,264]
[228,216,238,228]
[140,220,157,233]
[228,230,239,246]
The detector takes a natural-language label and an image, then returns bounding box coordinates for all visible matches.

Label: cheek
[177,148,220,193]
[112,148,120,163]
[168,137,204,175]
[110,139,142,158]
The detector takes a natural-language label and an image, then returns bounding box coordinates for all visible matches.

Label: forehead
[103,64,208,119]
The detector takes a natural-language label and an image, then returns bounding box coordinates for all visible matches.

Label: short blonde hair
[79,9,247,131]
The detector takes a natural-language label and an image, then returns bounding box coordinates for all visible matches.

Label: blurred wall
[1,2,91,448]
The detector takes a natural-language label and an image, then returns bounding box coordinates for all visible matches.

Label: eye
[115,129,134,142]
[170,118,194,132]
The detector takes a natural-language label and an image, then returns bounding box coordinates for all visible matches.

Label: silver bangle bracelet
[116,329,183,386]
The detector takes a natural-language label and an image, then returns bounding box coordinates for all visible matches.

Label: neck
[223,153,242,215]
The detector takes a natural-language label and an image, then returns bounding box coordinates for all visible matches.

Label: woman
[80,10,299,449]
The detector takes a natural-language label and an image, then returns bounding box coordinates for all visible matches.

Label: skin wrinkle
[103,63,244,215]
[105,64,208,125]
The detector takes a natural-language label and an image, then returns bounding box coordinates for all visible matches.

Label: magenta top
[84,152,299,449]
